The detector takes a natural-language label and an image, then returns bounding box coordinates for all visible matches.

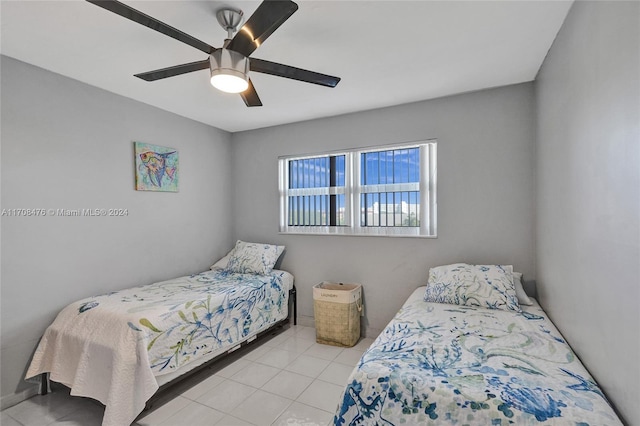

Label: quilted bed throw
[334,294,622,425]
[26,270,289,426]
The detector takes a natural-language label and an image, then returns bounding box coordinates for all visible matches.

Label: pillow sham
[424,263,520,312]
[512,271,533,305]
[225,240,285,275]
[210,249,234,270]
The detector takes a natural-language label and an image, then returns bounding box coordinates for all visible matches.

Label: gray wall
[0,56,234,405]
[231,83,537,336]
[6,3,636,421]
[535,2,639,424]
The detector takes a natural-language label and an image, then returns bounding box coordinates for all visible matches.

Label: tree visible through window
[279,141,436,237]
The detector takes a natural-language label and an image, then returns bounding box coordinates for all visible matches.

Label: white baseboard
[0,385,39,411]
[296,314,315,328]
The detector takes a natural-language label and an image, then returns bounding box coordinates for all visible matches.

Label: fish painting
[139,151,176,187]
[134,142,179,192]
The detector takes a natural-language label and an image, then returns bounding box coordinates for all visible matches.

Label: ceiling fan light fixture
[211,73,248,93]
[210,49,250,93]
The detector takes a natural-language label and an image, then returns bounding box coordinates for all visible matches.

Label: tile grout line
[6,412,26,426]
[218,336,342,424]
[2,326,360,426]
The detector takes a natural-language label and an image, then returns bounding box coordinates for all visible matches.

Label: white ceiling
[1,0,572,133]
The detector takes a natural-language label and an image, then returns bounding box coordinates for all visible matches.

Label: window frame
[278,140,437,238]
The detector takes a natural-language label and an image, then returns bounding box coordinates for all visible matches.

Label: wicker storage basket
[313,282,362,347]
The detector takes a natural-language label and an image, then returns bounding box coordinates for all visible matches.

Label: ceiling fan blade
[240,79,263,107]
[86,0,216,54]
[134,59,211,81]
[226,0,298,57]
[250,58,340,88]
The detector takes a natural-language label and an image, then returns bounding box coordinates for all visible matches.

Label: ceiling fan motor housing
[210,49,250,93]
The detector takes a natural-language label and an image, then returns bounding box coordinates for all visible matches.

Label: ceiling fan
[86,0,341,107]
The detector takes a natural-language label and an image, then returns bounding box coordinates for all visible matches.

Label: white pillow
[210,244,286,271]
[225,240,285,275]
[424,263,521,312]
[210,249,234,270]
[513,272,533,305]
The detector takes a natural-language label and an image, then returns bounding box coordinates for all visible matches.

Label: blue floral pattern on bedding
[225,240,283,275]
[424,263,521,312]
[334,292,622,425]
[27,269,292,426]
[74,269,289,374]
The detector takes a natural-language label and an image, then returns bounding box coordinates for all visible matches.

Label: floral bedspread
[26,269,292,426]
[334,288,621,426]
[122,269,291,374]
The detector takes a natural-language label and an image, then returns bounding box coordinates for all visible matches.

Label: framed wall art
[134,142,179,192]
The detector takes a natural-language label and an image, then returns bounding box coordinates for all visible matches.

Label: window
[279,140,436,237]
[284,155,346,227]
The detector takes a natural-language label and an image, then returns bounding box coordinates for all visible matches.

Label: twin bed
[333,264,622,425]
[26,241,295,426]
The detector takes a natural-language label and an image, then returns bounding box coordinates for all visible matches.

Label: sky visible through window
[361,148,420,185]
[288,155,345,190]
[361,148,420,227]
[288,155,345,226]
[288,148,421,227]
[288,149,419,196]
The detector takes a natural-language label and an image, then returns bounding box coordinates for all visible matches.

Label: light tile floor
[1,326,375,426]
